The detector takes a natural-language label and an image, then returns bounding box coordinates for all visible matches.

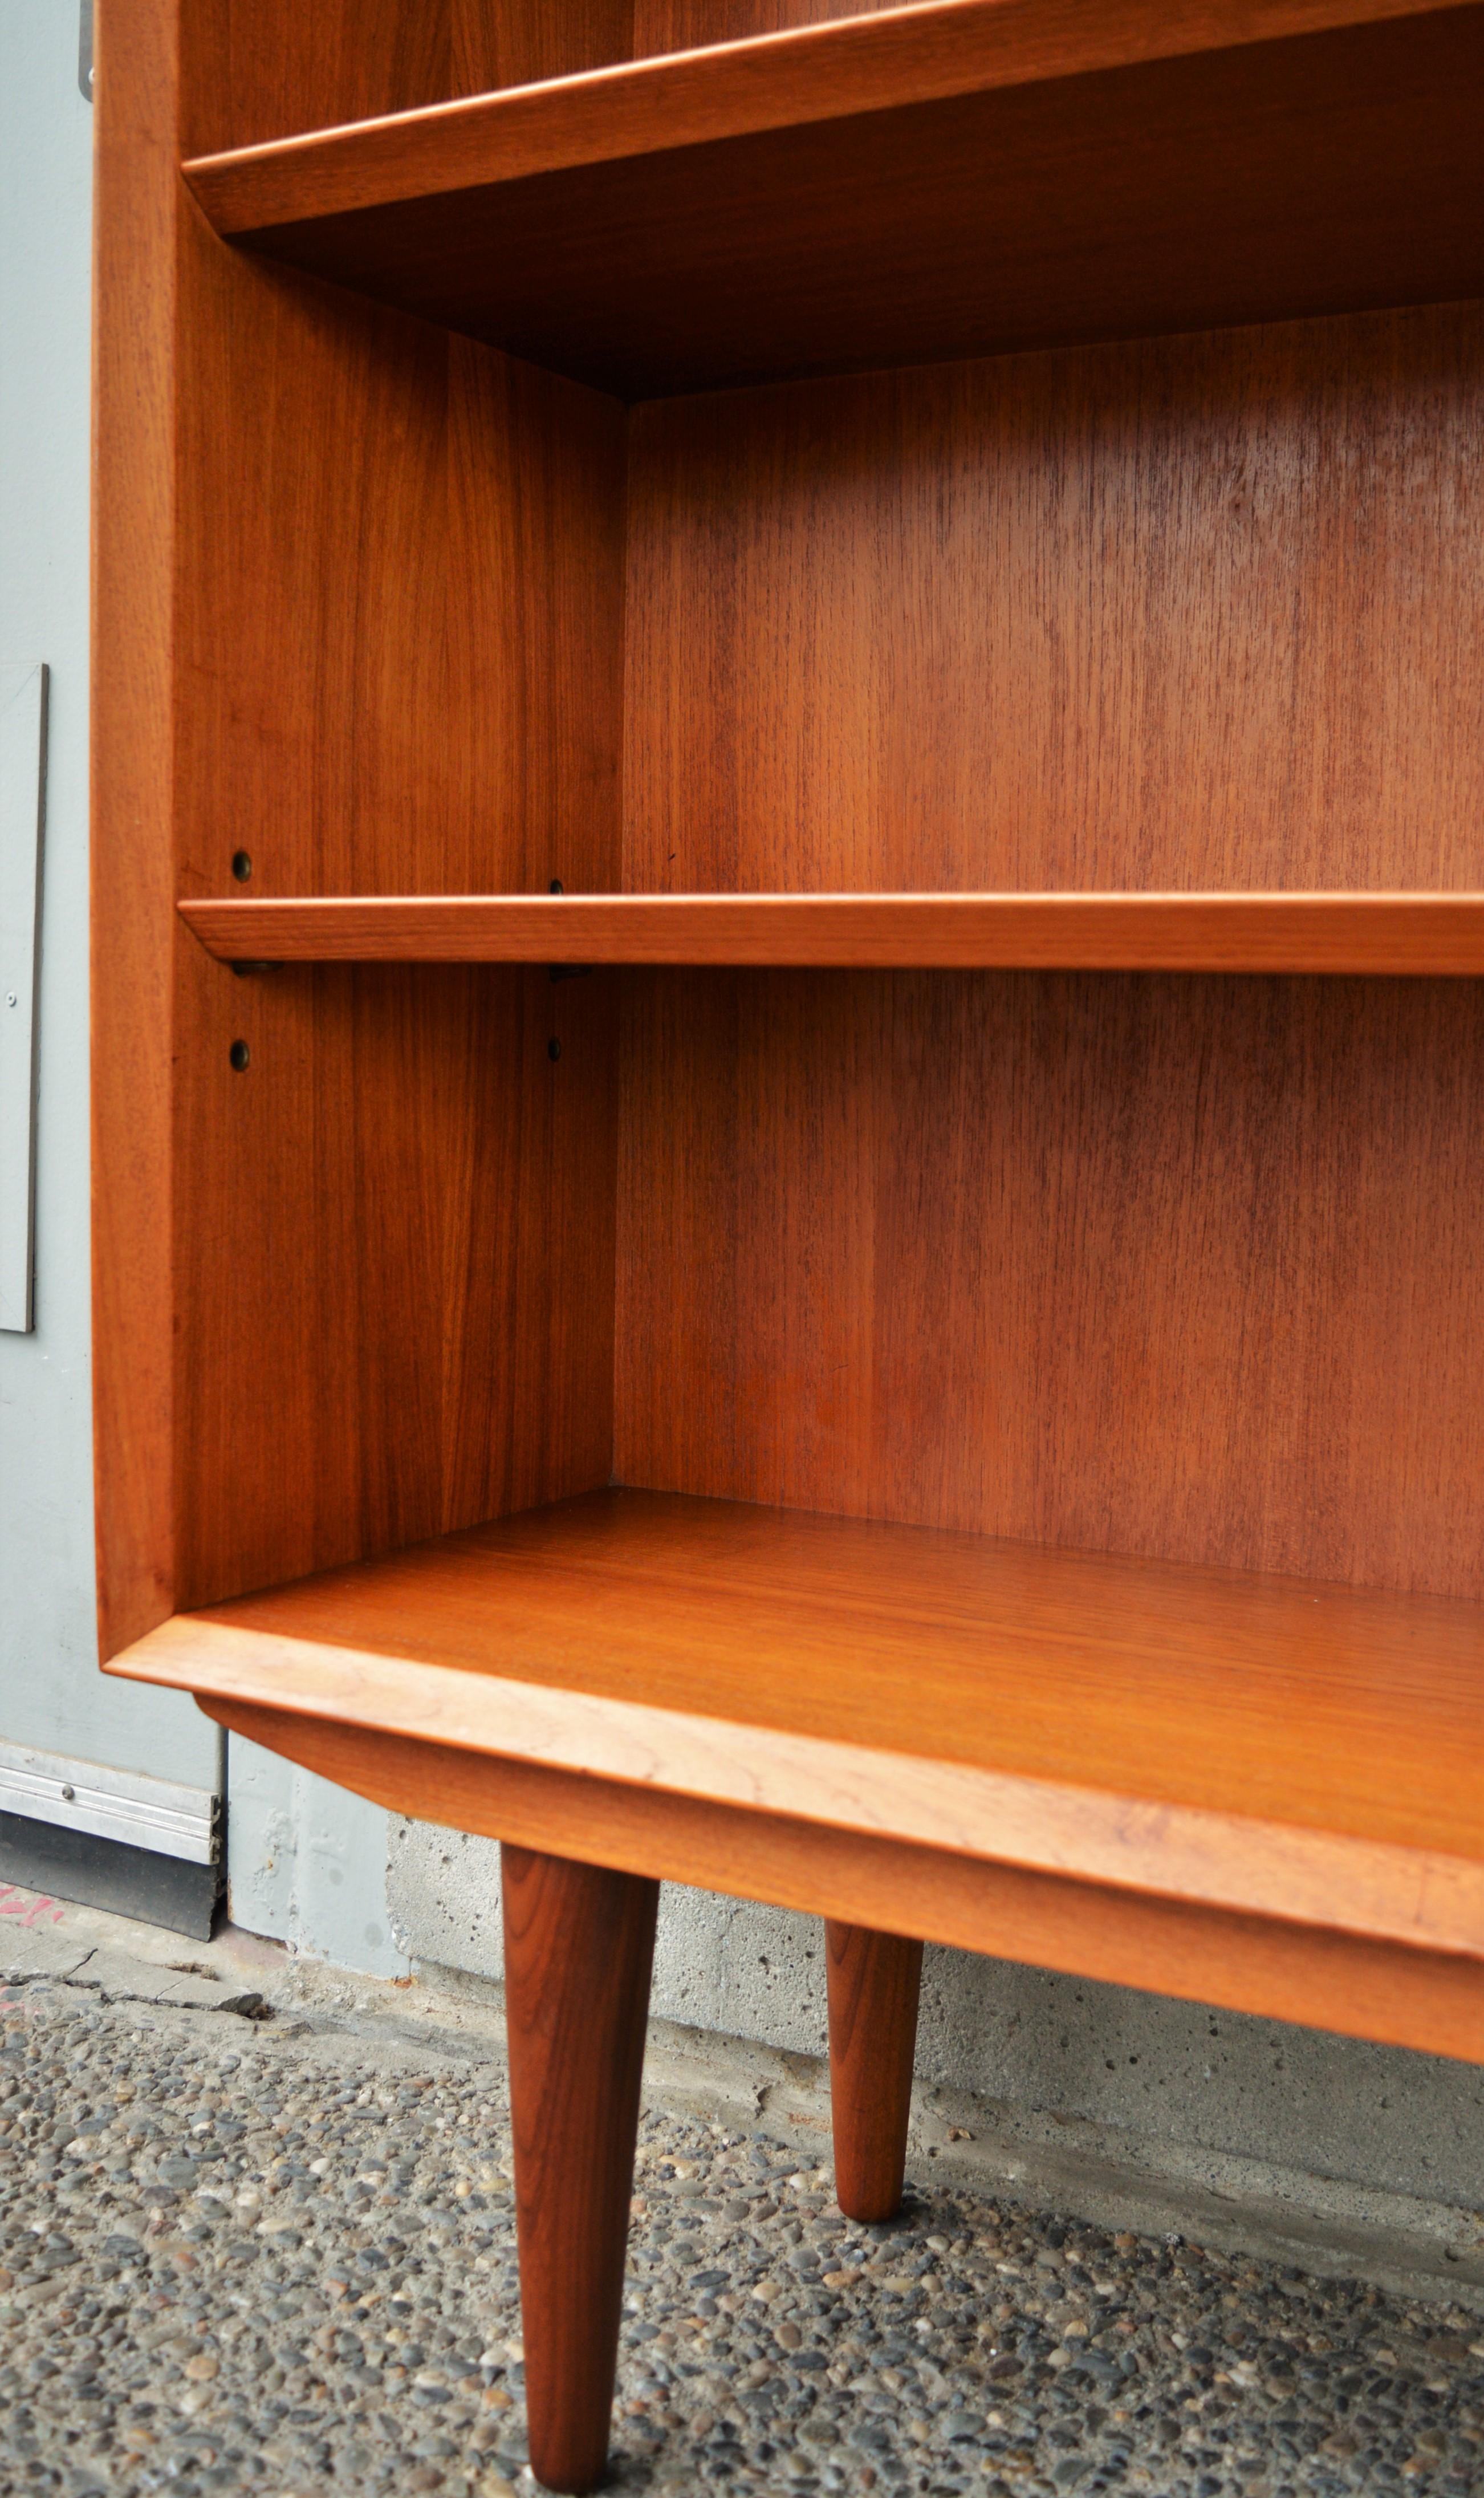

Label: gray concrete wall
[226,1736,408,1980]
[387,1819,1484,2218]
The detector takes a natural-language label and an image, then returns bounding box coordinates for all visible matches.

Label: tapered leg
[825,1920,924,2223]
[502,1844,658,2495]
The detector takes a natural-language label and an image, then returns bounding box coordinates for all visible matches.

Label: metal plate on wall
[0,664,47,1333]
[0,1741,221,1867]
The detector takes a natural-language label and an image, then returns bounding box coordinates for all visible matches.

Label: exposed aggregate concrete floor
[2,1979,1482,2498]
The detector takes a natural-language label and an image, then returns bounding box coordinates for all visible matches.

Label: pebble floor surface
[2,1981,1482,2498]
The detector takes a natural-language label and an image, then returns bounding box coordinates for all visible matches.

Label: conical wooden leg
[502,1844,658,2495]
[825,1920,924,2224]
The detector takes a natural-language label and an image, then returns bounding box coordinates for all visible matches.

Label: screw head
[5,993,16,1009]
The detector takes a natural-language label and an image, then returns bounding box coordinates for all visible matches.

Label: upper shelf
[180,891,1484,973]
[181,0,1484,396]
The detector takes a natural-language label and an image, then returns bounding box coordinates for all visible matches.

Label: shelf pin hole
[548,1037,562,1062]
[229,1039,251,1072]
[550,878,563,894]
[231,850,253,883]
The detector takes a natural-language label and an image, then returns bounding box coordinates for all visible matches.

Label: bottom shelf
[111,1490,1484,2056]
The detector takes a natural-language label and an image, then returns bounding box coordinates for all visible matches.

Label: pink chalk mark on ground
[0,1884,65,1927]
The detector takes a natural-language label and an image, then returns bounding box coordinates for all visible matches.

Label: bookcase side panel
[173,958,620,1612]
[167,77,626,1608]
[454,0,636,94]
[184,2,635,156]
[634,0,901,49]
[92,0,181,1657]
[182,1,451,157]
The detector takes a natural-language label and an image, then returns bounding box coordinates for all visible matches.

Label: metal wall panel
[0,664,46,1333]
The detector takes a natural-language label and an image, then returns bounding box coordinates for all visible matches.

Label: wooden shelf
[180,890,1484,973]
[180,0,1484,396]
[113,1488,1484,1975]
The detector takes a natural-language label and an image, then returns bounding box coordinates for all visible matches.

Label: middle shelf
[180,890,1484,974]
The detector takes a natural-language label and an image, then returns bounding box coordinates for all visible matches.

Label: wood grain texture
[94,0,628,1644]
[454,0,635,98]
[826,1923,923,2221]
[97,0,1484,2147]
[113,1607,1484,1956]
[167,242,626,1609]
[104,1485,1484,1908]
[182,2,445,158]
[174,270,626,910]
[190,0,1458,220]
[636,0,904,52]
[180,892,1484,971]
[173,18,628,1616]
[90,0,180,1652]
[618,973,1484,1599]
[184,0,635,157]
[624,306,1484,897]
[196,1698,1484,2064]
[502,1845,657,2494]
[173,967,618,1610]
[180,2,1484,396]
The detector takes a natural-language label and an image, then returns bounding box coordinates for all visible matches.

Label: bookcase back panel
[624,302,1484,896]
[616,969,1484,1599]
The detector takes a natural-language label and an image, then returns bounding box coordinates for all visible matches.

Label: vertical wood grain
[503,1845,658,2496]
[170,9,628,1610]
[174,961,619,1609]
[826,1921,923,2223]
[616,969,1484,1599]
[183,2,450,155]
[635,0,903,54]
[457,0,634,92]
[185,2,636,156]
[91,0,180,1652]
[173,257,625,908]
[624,303,1484,896]
[168,256,625,1608]
[96,2,628,1643]
[105,4,1484,1655]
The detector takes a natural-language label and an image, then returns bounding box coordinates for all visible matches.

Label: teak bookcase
[93,1,1484,2486]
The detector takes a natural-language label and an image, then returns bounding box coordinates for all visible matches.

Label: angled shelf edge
[107,1490,1484,1966]
[185,0,1456,225]
[178,891,1484,973]
[176,0,1484,395]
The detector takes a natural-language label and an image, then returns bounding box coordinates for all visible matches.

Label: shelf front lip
[180,0,1466,237]
[111,1613,1484,1963]
[178,892,1484,973]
